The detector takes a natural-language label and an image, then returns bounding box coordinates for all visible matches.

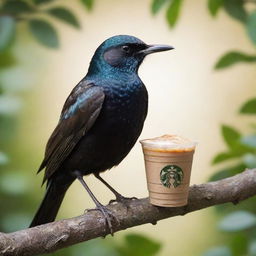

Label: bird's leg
[74,171,116,235]
[94,173,137,204]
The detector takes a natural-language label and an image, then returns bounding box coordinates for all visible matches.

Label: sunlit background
[1,0,256,255]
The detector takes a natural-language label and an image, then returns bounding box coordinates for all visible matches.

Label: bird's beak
[139,44,174,55]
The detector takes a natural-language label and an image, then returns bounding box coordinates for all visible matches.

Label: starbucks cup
[140,134,197,207]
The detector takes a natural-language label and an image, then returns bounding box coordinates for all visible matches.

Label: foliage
[247,11,256,44]
[81,0,94,10]
[151,0,183,27]
[1,0,256,255]
[203,246,231,256]
[150,0,256,255]
[54,234,161,256]
[165,0,183,27]
[214,52,256,69]
[0,0,93,49]
[0,1,161,256]
[240,98,256,114]
[29,19,60,48]
[0,0,80,240]
[208,0,224,17]
[211,124,255,166]
[114,234,161,256]
[205,1,256,255]
[151,0,168,15]
[207,120,256,255]
[47,7,80,28]
[218,211,256,232]
[209,0,256,69]
[0,16,15,51]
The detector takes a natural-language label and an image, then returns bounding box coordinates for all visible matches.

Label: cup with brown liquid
[140,134,197,207]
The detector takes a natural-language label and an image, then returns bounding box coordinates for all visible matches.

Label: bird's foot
[87,204,119,236]
[109,195,137,206]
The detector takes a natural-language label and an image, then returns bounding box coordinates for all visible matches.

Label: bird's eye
[122,45,130,53]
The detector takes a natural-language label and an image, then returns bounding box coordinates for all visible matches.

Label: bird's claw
[109,196,137,205]
[87,205,119,236]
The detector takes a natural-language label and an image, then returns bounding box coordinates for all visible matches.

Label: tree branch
[1,169,256,256]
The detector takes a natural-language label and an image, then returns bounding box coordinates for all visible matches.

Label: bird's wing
[38,81,105,184]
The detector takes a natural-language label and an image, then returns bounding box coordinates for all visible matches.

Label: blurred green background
[1,0,256,255]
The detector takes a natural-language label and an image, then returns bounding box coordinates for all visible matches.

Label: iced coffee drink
[140,135,197,207]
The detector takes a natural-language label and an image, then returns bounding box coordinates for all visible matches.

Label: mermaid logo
[160,165,184,188]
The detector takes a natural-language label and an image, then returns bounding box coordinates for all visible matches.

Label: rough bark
[1,169,256,256]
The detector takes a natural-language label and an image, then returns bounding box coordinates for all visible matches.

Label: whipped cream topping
[140,134,197,151]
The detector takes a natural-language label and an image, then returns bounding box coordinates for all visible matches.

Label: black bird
[30,35,173,231]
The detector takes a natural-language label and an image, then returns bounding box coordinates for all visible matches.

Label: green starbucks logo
[160,165,184,188]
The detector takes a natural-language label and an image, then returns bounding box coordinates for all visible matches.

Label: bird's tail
[29,176,74,227]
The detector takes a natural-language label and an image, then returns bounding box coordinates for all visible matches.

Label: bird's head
[88,35,174,76]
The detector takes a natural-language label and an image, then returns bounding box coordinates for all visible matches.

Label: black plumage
[30,35,173,230]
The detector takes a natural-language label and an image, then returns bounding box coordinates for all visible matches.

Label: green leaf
[243,153,256,168]
[72,239,119,256]
[29,19,59,48]
[247,11,256,45]
[212,152,238,165]
[219,211,256,232]
[166,0,183,28]
[224,0,247,23]
[0,85,3,94]
[222,125,241,148]
[241,135,256,148]
[216,195,256,215]
[249,239,256,256]
[33,0,54,4]
[0,115,16,142]
[240,98,256,114]
[0,152,9,165]
[0,95,22,115]
[202,246,231,256]
[209,163,246,181]
[229,233,247,256]
[208,0,224,16]
[0,0,33,15]
[81,0,93,10]
[126,234,161,256]
[47,7,80,28]
[0,52,16,68]
[1,213,31,232]
[0,172,29,195]
[215,51,256,69]
[151,0,168,15]
[116,233,161,256]
[0,16,15,52]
